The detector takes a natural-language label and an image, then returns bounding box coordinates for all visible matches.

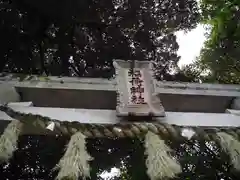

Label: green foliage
[195,0,240,84]
[0,0,200,79]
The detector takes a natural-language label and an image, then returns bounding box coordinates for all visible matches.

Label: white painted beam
[0,102,33,120]
[156,81,240,91]
[158,88,240,97]
[7,102,33,107]
[1,75,240,96]
[226,109,240,116]
[1,106,240,127]
[1,75,240,113]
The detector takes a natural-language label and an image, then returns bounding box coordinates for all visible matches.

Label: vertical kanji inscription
[113,59,165,118]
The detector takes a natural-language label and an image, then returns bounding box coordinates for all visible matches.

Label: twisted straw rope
[1,105,240,141]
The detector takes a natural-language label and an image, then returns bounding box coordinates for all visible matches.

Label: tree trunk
[57,25,71,76]
[38,41,48,75]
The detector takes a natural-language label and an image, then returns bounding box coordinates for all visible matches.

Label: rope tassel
[216,132,240,171]
[144,131,182,180]
[55,132,93,180]
[0,120,22,163]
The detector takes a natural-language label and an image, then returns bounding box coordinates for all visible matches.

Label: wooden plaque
[113,59,165,117]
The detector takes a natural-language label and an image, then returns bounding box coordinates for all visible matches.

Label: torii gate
[0,60,240,180]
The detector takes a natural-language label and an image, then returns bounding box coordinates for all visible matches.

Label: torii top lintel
[113,59,165,118]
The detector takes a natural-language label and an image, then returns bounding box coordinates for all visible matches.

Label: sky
[176,24,206,68]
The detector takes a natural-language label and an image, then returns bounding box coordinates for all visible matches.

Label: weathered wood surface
[0,83,20,104]
[1,73,240,96]
[1,74,240,113]
[113,60,165,117]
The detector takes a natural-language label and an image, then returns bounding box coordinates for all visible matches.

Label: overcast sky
[176,24,206,67]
